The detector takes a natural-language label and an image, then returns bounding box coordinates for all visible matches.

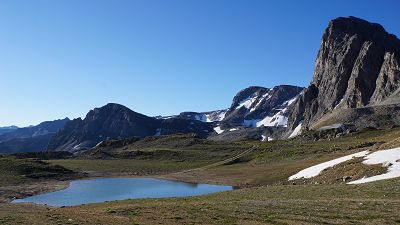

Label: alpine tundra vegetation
[1,1,400,224]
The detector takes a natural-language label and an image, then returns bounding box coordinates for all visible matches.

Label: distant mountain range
[0,118,69,153]
[0,126,18,135]
[46,84,304,152]
[47,104,214,152]
[1,16,399,154]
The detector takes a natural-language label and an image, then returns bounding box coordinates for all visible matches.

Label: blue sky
[0,0,399,127]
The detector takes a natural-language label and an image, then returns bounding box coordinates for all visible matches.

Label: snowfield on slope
[288,151,370,180]
[213,126,224,134]
[348,148,400,184]
[288,147,400,184]
[288,122,302,138]
[206,110,227,122]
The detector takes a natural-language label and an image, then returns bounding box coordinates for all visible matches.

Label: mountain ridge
[2,16,399,153]
[0,118,70,153]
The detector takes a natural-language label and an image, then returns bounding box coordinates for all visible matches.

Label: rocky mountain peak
[288,16,400,134]
[220,85,303,128]
[47,103,215,152]
[47,103,161,152]
[230,86,270,110]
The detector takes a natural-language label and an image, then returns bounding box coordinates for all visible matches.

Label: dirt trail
[174,145,258,174]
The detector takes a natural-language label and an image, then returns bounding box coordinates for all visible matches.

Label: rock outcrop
[288,16,400,134]
[371,52,400,104]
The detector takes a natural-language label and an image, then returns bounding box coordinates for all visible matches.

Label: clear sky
[0,0,399,127]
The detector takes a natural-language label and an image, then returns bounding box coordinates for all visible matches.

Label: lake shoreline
[9,177,234,207]
[2,169,237,205]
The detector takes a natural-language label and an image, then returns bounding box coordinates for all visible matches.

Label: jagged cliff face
[371,52,400,104]
[288,17,400,133]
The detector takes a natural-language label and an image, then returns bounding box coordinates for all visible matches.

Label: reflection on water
[12,178,232,207]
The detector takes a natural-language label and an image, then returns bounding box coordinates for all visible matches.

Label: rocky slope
[173,110,228,123]
[288,16,400,136]
[199,85,302,142]
[154,85,303,141]
[47,103,214,152]
[212,85,303,136]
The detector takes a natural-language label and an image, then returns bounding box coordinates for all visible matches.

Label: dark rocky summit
[47,103,214,152]
[288,16,400,135]
[47,103,161,152]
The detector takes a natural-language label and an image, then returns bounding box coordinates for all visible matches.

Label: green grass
[0,157,75,186]
[87,133,253,160]
[2,128,400,224]
[48,134,255,176]
[44,128,400,187]
[166,128,400,186]
[47,159,210,175]
[1,178,399,224]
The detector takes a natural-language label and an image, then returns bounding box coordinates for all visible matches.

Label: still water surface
[12,178,233,206]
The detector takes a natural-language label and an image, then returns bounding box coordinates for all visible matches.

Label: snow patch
[261,135,267,142]
[73,143,82,150]
[247,95,297,128]
[213,126,225,134]
[288,122,302,138]
[236,96,258,110]
[288,147,400,184]
[249,93,271,112]
[348,148,400,184]
[206,110,227,122]
[283,96,298,107]
[256,113,288,127]
[288,151,370,180]
[229,128,239,131]
[261,135,274,142]
[334,98,345,109]
[92,141,104,149]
